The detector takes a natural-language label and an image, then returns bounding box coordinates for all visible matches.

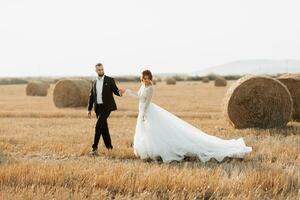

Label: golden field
[0,81,299,199]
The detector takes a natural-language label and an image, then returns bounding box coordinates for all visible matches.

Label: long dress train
[125,84,252,163]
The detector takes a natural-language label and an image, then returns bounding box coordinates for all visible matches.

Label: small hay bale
[26,81,49,96]
[53,79,91,108]
[166,78,176,85]
[223,75,293,129]
[214,77,227,87]
[42,81,50,89]
[202,77,210,83]
[278,74,300,121]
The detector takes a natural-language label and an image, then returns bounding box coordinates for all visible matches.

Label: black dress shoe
[107,146,113,150]
[89,148,98,156]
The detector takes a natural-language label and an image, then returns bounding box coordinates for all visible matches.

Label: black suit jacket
[88,75,121,112]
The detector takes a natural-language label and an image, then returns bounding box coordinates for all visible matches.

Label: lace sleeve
[125,89,139,98]
[141,86,153,119]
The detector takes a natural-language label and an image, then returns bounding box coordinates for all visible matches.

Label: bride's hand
[123,89,132,95]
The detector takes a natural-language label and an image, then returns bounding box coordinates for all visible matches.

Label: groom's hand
[119,88,125,96]
[88,111,92,119]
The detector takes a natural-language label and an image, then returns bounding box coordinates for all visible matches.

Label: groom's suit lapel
[93,80,97,97]
[102,75,108,93]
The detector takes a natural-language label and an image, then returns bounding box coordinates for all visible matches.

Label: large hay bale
[53,79,91,108]
[214,77,227,87]
[166,78,176,85]
[278,74,300,121]
[202,77,210,83]
[223,75,293,129]
[26,81,49,96]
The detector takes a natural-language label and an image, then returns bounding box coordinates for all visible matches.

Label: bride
[124,70,252,163]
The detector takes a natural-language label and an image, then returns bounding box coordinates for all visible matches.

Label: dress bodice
[137,84,153,104]
[125,84,153,118]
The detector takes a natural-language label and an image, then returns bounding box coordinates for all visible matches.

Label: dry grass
[0,81,299,199]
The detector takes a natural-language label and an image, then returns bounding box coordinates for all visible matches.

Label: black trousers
[92,104,112,150]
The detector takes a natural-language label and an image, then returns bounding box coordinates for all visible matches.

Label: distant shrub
[171,75,184,82]
[155,77,162,82]
[185,76,202,81]
[0,78,28,85]
[114,76,140,82]
[207,73,218,80]
[223,75,242,80]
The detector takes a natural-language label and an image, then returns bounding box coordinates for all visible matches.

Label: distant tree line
[169,74,243,82]
[0,73,285,85]
[0,78,28,85]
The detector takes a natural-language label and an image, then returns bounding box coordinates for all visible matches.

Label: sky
[0,0,299,77]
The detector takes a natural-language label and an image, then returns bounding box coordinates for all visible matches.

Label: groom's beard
[98,73,104,77]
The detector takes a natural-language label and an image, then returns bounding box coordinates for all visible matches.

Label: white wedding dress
[125,84,252,163]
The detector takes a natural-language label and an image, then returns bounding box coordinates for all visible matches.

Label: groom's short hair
[95,63,103,67]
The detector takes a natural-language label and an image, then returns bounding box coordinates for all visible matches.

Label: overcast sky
[0,0,299,77]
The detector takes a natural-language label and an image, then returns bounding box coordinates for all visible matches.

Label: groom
[88,63,125,155]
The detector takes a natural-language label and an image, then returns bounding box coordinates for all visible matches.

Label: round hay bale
[166,78,176,85]
[202,77,210,83]
[278,74,300,121]
[223,75,293,129]
[26,81,49,96]
[42,81,50,89]
[53,79,91,108]
[214,77,227,87]
[152,79,157,85]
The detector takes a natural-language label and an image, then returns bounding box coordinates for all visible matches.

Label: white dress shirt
[96,75,104,104]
